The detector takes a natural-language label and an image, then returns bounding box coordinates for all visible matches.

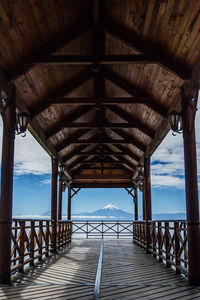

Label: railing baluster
[30,221,35,266]
[46,221,49,257]
[175,221,181,275]
[38,221,43,261]
[165,221,170,268]
[19,221,25,273]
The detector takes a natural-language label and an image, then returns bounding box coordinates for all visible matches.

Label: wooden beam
[68,145,99,170]
[0,84,15,284]
[51,157,58,253]
[77,150,124,156]
[103,18,190,80]
[68,139,144,144]
[106,105,155,138]
[45,96,150,105]
[103,67,168,119]
[103,144,136,170]
[71,183,134,188]
[74,174,131,180]
[55,129,90,152]
[52,121,155,129]
[46,106,94,138]
[113,144,141,162]
[32,54,181,65]
[62,144,90,162]
[6,20,92,82]
[111,128,146,152]
[30,68,93,116]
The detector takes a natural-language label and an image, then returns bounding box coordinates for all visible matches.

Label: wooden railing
[133,220,188,275]
[72,220,133,238]
[11,219,72,273]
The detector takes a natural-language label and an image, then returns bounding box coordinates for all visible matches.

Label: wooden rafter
[51,121,156,129]
[62,144,90,162]
[103,67,168,119]
[42,96,149,105]
[6,20,92,82]
[102,18,190,80]
[71,183,134,188]
[106,105,155,138]
[68,145,99,170]
[46,106,94,139]
[55,129,91,152]
[71,155,133,176]
[113,144,141,162]
[110,129,146,153]
[103,144,136,170]
[32,54,185,66]
[30,68,93,116]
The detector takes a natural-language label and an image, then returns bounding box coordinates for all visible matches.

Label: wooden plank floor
[0,239,200,299]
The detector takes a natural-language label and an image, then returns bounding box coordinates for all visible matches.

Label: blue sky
[0,96,200,218]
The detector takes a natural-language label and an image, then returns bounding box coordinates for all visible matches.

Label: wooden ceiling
[0,0,199,188]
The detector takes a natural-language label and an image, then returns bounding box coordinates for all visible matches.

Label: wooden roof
[0,0,199,188]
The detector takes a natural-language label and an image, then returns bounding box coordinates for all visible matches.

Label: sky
[0,94,199,218]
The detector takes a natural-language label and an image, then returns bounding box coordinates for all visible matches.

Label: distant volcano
[72,203,133,220]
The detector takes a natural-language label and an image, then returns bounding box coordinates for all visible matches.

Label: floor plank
[0,239,200,299]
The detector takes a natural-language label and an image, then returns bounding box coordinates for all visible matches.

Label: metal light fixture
[59,165,65,175]
[168,111,183,135]
[137,163,144,175]
[62,180,68,192]
[16,112,29,137]
[137,180,143,192]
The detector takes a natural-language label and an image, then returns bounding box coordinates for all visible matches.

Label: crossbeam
[103,67,168,119]
[103,18,190,80]
[32,54,179,66]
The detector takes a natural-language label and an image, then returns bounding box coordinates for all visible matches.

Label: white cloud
[40,178,51,185]
[151,92,200,189]
[0,119,51,175]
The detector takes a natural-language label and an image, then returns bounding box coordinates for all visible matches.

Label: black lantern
[168,111,182,135]
[59,165,65,175]
[137,164,144,175]
[138,180,143,191]
[16,112,29,137]
[62,180,68,192]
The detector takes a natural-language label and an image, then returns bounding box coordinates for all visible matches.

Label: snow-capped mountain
[72,203,133,220]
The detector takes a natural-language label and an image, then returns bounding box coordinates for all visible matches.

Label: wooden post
[182,86,200,285]
[68,186,71,221]
[142,189,146,220]
[0,85,16,284]
[134,188,138,221]
[144,154,152,220]
[51,157,58,253]
[58,177,63,220]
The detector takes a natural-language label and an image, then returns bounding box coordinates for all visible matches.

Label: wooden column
[51,157,58,253]
[142,186,146,220]
[182,86,200,285]
[58,177,63,220]
[134,188,138,221]
[144,154,152,220]
[68,186,71,220]
[0,85,16,284]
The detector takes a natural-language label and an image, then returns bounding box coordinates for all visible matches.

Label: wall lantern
[16,112,29,137]
[62,180,68,192]
[168,111,183,135]
[137,180,143,192]
[59,165,65,175]
[137,163,144,175]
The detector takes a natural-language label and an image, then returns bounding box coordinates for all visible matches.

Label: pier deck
[1,239,200,299]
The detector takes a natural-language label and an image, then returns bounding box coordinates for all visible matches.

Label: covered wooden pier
[0,0,200,298]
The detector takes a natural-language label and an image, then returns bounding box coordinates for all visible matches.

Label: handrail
[11,219,72,274]
[72,220,133,238]
[133,220,188,275]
